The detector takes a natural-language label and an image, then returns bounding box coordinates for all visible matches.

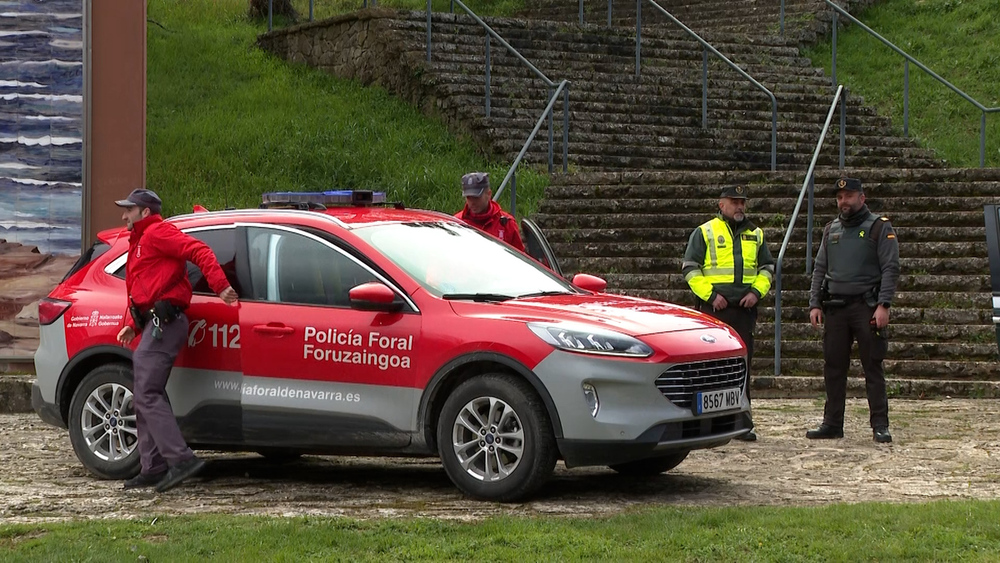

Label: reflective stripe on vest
[700,217,763,284]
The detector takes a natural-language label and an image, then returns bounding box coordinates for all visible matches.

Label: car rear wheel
[68,364,140,480]
[437,373,556,502]
[608,451,689,476]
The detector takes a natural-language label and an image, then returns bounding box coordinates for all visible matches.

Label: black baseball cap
[461,172,490,197]
[115,189,162,214]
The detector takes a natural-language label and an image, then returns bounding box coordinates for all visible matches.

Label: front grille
[654,357,746,409]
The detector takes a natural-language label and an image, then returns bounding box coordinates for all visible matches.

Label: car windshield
[354,221,577,299]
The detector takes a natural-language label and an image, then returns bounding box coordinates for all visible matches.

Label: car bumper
[558,411,753,467]
[532,343,751,467]
[32,382,66,428]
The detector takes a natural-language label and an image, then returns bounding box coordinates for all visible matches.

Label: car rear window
[60,242,111,283]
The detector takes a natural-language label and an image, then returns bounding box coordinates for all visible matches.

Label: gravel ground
[2,398,999,523]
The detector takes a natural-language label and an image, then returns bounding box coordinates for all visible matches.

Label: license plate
[694,387,742,415]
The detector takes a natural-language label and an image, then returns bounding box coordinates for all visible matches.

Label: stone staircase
[390,12,939,171]
[515,0,869,43]
[259,11,939,172]
[534,167,1000,391]
[257,7,1000,393]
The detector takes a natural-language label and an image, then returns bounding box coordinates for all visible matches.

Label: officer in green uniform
[683,185,774,441]
[806,177,899,443]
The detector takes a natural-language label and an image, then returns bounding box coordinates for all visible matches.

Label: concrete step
[534,209,989,229]
[540,226,988,244]
[476,106,899,139]
[480,116,921,149]
[756,322,996,342]
[542,179,1000,199]
[539,195,994,215]
[524,150,942,172]
[599,273,992,292]
[561,254,987,275]
[549,240,987,260]
[754,357,1000,380]
[607,288,988,311]
[546,168,1000,187]
[753,340,1000,363]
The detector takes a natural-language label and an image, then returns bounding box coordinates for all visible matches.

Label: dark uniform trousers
[132,312,195,475]
[697,302,757,403]
[822,300,889,429]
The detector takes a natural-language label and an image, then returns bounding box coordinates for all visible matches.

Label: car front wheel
[68,364,140,480]
[437,373,556,502]
[608,451,689,476]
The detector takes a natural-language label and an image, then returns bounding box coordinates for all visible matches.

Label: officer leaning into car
[454,171,525,252]
[682,185,774,442]
[806,177,899,444]
[114,189,238,492]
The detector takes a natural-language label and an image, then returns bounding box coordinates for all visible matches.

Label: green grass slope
[146,0,543,219]
[803,0,1000,168]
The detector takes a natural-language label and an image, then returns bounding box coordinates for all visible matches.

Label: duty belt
[131,300,186,333]
[828,294,868,303]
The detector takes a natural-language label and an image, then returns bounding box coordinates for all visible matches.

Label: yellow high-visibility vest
[685,217,772,301]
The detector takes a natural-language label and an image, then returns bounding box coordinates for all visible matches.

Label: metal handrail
[267,0,321,31]
[426,0,570,176]
[577,0,615,26]
[799,0,999,167]
[635,0,777,171]
[426,0,553,87]
[773,85,847,376]
[493,80,572,215]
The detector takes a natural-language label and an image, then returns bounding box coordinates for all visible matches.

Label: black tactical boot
[873,427,893,443]
[805,424,844,439]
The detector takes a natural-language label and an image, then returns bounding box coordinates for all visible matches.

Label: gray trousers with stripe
[132,312,194,475]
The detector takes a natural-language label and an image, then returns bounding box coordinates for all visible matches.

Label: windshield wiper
[516,290,573,299]
[441,293,514,302]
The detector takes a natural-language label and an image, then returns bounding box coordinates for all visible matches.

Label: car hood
[448,292,727,336]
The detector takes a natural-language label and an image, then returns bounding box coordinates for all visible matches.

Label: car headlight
[528,322,653,357]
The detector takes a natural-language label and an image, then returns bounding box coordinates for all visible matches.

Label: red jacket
[124,214,230,330]
[454,200,525,251]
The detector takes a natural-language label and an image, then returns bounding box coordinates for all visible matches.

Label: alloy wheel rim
[451,396,525,482]
[80,382,137,462]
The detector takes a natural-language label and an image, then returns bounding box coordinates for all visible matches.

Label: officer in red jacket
[114,189,238,493]
[454,172,525,251]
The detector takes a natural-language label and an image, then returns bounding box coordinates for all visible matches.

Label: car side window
[246,227,379,307]
[108,228,240,295]
[187,228,241,296]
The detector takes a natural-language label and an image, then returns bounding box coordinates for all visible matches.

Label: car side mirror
[349,282,403,312]
[572,273,607,293]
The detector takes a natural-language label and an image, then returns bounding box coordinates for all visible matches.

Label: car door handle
[253,324,294,336]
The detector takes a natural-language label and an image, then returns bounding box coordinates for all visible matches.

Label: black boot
[873,427,893,443]
[805,424,844,439]
[155,456,206,493]
[123,470,167,490]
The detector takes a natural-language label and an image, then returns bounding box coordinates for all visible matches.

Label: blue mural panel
[0,0,83,255]
[0,0,83,358]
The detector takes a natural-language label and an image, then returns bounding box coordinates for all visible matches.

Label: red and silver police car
[33,191,751,501]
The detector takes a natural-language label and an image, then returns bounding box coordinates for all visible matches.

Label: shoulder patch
[880,216,889,221]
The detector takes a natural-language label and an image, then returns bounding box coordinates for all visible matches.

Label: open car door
[521,218,563,277]
[985,205,1000,353]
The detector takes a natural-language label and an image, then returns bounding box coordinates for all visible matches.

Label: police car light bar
[261,190,387,208]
